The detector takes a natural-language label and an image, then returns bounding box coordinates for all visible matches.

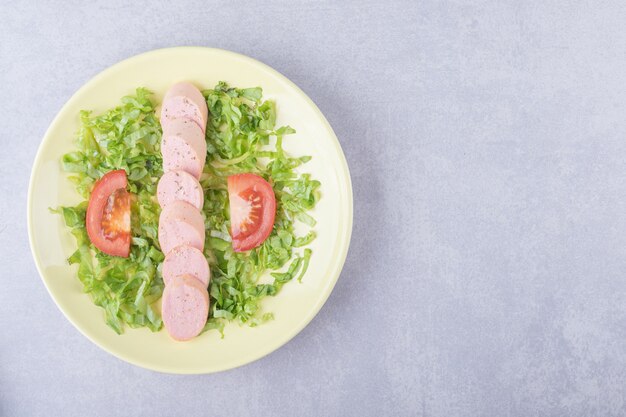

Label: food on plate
[57,82,320,337]
[85,170,131,257]
[227,173,276,252]
[161,274,210,341]
[162,245,210,287]
[200,83,319,333]
[157,170,204,210]
[158,200,205,255]
[161,118,207,179]
[159,82,209,340]
[160,82,209,133]
[56,88,164,334]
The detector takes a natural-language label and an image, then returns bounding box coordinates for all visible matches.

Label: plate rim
[27,46,353,374]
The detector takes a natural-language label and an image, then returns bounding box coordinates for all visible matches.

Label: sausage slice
[161,274,209,341]
[162,245,210,287]
[160,82,208,133]
[158,200,205,255]
[161,119,207,180]
[157,170,204,210]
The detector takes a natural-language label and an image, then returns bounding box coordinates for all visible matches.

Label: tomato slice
[227,173,276,252]
[86,170,131,257]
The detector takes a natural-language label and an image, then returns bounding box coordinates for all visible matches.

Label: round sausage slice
[158,200,205,255]
[161,119,207,179]
[161,274,209,341]
[157,170,204,210]
[160,82,208,133]
[162,245,210,287]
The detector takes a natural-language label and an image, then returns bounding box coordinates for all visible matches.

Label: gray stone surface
[2,0,625,416]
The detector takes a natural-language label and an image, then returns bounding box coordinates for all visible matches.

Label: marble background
[2,1,625,416]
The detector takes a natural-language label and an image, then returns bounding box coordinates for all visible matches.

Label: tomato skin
[227,173,276,252]
[86,170,131,257]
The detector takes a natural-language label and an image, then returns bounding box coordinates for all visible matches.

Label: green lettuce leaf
[58,88,164,334]
[201,82,320,333]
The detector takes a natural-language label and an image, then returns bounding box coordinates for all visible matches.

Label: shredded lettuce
[57,88,164,334]
[201,82,320,334]
[57,82,320,336]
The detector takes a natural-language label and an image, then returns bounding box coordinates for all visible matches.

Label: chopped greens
[56,88,163,333]
[57,82,320,335]
[200,82,320,334]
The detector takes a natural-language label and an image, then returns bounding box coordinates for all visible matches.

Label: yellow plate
[27,47,353,374]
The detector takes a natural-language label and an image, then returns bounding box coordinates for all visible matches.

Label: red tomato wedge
[227,173,276,252]
[86,170,131,257]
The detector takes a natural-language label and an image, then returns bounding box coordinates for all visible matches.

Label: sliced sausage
[161,119,207,178]
[161,274,209,341]
[162,245,210,287]
[157,170,204,210]
[160,82,208,133]
[158,200,205,255]
[161,119,207,179]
